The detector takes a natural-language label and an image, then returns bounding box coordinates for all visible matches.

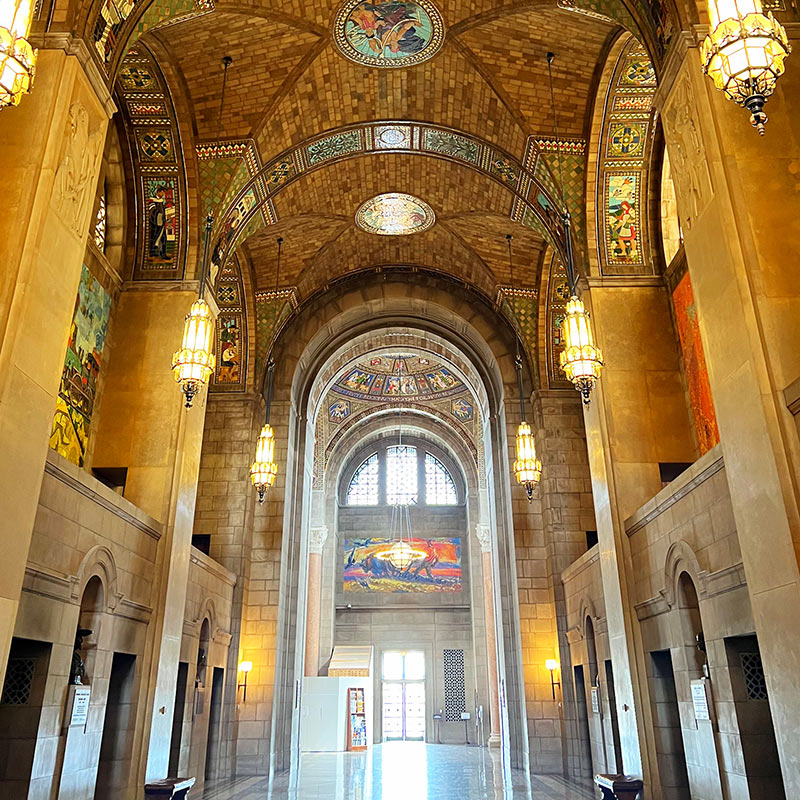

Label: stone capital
[308,526,329,554]
[475,524,492,553]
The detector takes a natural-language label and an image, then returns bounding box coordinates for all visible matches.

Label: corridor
[197,743,595,800]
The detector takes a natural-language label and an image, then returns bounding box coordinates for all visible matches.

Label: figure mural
[606,174,640,262]
[49,266,112,467]
[344,538,462,592]
[334,0,445,67]
[145,180,177,264]
[217,315,242,383]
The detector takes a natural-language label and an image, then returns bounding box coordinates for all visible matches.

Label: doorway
[381,651,425,741]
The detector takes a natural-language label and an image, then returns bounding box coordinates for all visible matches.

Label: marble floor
[198,743,596,800]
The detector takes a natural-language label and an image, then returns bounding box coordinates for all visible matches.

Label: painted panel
[605,173,642,265]
[343,538,462,593]
[672,272,720,454]
[143,177,179,268]
[216,314,243,384]
[49,266,112,467]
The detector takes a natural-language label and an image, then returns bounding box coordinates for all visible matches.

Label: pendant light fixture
[507,234,542,503]
[701,0,790,134]
[250,237,284,504]
[0,0,35,109]
[172,56,232,408]
[546,52,603,406]
[376,366,426,569]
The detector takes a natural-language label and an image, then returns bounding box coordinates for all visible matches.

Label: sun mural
[333,0,445,68]
[355,193,435,235]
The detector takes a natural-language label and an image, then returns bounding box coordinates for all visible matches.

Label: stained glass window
[94,189,107,252]
[386,445,418,505]
[425,453,457,505]
[346,453,379,505]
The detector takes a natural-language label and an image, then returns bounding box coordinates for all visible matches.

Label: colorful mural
[49,266,112,467]
[144,177,178,267]
[355,192,435,236]
[672,273,720,455]
[333,0,445,68]
[344,538,462,593]
[606,173,640,264]
[216,315,242,384]
[451,398,473,422]
[329,399,351,422]
[93,0,137,63]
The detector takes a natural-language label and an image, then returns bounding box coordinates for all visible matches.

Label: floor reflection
[198,743,596,800]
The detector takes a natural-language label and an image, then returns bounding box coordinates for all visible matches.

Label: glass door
[381,651,426,741]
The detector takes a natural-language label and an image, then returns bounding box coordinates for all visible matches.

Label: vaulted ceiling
[139,0,621,298]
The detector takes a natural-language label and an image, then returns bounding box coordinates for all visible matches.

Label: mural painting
[49,266,112,467]
[672,272,720,454]
[329,399,351,423]
[342,368,374,393]
[144,178,178,267]
[355,192,435,236]
[451,398,473,422]
[606,174,640,263]
[344,538,462,593]
[217,315,242,384]
[211,188,258,275]
[334,0,445,68]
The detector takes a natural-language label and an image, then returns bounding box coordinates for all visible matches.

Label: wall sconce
[238,661,252,703]
[545,659,561,700]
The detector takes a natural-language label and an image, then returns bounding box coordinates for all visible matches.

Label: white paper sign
[69,686,91,727]
[591,686,600,714]
[691,679,710,721]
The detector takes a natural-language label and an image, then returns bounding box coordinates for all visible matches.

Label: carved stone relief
[54,103,103,236]
[663,69,714,231]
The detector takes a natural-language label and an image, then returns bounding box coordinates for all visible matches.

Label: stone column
[657,34,800,792]
[476,524,501,746]
[304,526,329,677]
[90,284,212,781]
[579,276,697,785]
[0,44,113,686]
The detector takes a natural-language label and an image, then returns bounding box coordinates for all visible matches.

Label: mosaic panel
[212,250,248,391]
[672,272,719,454]
[49,265,112,467]
[451,397,473,422]
[333,0,445,68]
[142,176,179,269]
[216,314,243,385]
[605,173,641,265]
[118,65,154,89]
[136,130,173,161]
[421,129,479,163]
[547,256,572,388]
[306,130,363,166]
[619,56,657,87]
[355,193,435,236]
[607,122,646,158]
[499,287,539,366]
[373,124,412,150]
[254,289,296,377]
[93,0,138,64]
[343,538,462,593]
[329,398,351,423]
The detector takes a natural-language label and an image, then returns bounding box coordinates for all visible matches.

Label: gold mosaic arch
[210,121,572,276]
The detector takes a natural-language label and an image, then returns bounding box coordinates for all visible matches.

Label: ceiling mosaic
[331,353,467,402]
[355,193,435,236]
[333,0,445,68]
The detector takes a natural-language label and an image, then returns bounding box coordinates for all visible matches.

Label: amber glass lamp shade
[560,296,603,405]
[514,421,542,502]
[172,299,216,408]
[250,423,278,503]
[0,0,35,109]
[701,0,790,133]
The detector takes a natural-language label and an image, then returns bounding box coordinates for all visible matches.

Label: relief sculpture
[54,104,103,235]
[664,70,713,231]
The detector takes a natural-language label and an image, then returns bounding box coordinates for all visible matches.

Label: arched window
[424,453,457,505]
[346,453,379,505]
[386,445,418,505]
[94,186,107,252]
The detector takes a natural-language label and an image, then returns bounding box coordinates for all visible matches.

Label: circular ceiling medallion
[333,0,445,69]
[355,193,435,236]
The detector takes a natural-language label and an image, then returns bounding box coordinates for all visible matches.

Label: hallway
[197,743,595,799]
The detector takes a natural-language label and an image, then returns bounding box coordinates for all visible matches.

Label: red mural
[673,272,720,454]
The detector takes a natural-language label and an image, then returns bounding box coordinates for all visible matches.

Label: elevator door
[381,651,426,741]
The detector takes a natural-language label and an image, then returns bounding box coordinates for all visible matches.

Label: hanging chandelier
[701,0,790,134]
[171,57,232,408]
[0,0,36,109]
[250,421,278,503]
[251,237,283,504]
[507,235,542,503]
[560,294,604,406]
[376,502,427,570]
[546,52,604,405]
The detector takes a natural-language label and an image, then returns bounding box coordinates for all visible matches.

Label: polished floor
[198,743,596,799]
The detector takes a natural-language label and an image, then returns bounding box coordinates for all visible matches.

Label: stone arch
[71,544,121,613]
[663,539,707,609]
[267,268,531,775]
[579,596,600,639]
[195,596,218,639]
